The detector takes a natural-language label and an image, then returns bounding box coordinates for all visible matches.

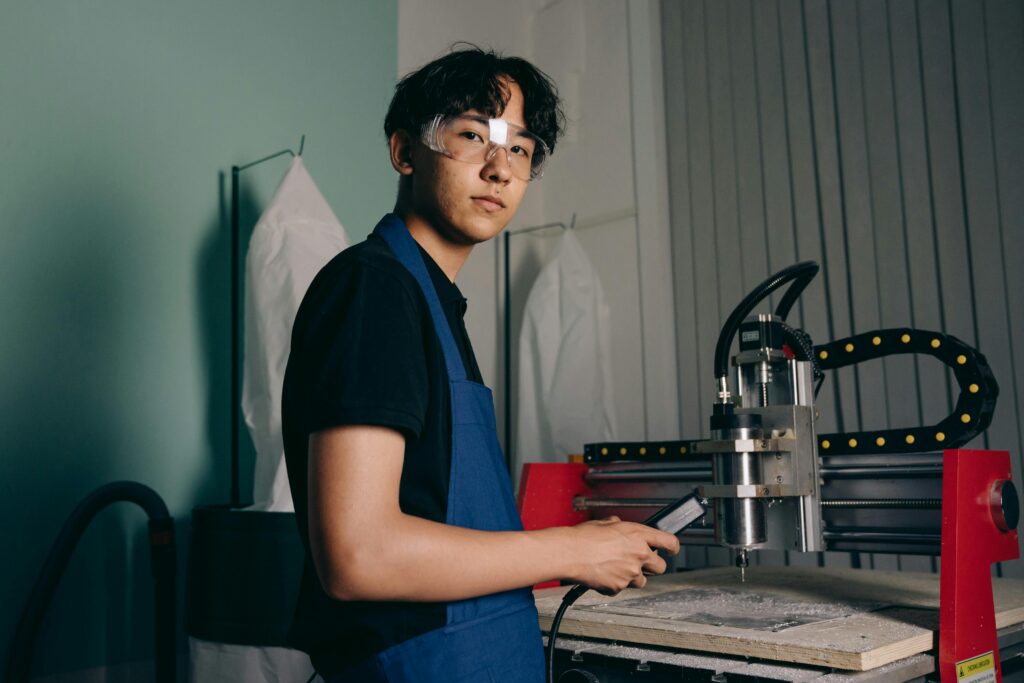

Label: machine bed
[535,567,1024,681]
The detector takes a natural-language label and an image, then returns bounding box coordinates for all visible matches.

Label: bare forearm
[307,426,679,603]
[320,515,577,602]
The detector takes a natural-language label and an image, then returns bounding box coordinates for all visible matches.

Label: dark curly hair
[384,45,565,164]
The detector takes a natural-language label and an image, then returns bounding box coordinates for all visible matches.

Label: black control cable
[774,265,820,322]
[546,490,708,682]
[779,323,826,395]
[713,261,820,387]
[5,481,177,683]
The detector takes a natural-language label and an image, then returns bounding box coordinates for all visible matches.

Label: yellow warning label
[957,651,995,683]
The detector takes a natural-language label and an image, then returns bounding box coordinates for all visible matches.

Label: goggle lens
[423,115,550,180]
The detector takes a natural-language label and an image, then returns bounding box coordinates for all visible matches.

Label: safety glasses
[422,114,550,181]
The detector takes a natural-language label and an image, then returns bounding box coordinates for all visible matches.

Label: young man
[282,48,679,682]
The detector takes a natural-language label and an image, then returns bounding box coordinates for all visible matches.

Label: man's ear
[389,131,415,176]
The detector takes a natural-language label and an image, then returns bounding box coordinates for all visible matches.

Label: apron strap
[373,214,468,382]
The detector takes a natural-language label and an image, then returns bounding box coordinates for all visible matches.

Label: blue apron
[328,215,545,682]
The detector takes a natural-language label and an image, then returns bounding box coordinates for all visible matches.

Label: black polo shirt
[281,228,483,674]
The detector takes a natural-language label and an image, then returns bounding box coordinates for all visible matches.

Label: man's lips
[472,195,506,211]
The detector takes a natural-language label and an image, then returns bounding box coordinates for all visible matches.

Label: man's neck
[398,210,473,282]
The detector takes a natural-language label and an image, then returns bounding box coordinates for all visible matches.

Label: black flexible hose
[713,261,819,382]
[5,481,177,683]
[774,266,820,321]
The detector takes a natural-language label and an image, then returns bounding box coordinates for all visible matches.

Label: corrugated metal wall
[662,0,1024,576]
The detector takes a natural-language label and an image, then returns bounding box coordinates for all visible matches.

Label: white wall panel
[662,0,1024,576]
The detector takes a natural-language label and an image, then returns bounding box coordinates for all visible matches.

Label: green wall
[0,0,397,675]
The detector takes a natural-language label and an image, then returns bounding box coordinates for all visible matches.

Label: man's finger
[637,526,681,554]
[642,552,667,575]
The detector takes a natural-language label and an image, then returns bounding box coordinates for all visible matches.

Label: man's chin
[444,218,507,245]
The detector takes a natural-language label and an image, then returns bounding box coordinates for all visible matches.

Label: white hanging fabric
[514,228,616,479]
[243,155,350,512]
[190,157,347,683]
[188,639,321,683]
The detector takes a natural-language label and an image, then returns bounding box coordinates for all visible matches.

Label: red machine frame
[940,449,1019,683]
[518,449,1020,682]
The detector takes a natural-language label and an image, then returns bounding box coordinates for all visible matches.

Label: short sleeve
[293,259,428,439]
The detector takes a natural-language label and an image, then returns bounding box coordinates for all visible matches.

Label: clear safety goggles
[422,114,551,181]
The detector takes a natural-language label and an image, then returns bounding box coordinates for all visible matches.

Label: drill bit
[736,549,749,583]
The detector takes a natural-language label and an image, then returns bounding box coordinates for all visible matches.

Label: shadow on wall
[9,169,268,676]
[1,182,184,673]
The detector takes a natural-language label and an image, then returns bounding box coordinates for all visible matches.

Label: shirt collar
[418,243,468,309]
[372,214,469,313]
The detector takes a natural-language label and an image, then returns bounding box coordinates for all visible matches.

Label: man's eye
[459,131,485,143]
[510,144,532,158]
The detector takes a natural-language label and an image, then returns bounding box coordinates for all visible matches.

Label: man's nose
[481,145,513,182]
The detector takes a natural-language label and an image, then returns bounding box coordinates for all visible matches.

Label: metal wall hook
[235,134,306,172]
[505,213,577,237]
[506,220,567,236]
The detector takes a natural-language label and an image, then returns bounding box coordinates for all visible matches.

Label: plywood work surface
[534,566,1024,671]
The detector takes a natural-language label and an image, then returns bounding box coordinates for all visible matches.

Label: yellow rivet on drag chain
[876,437,886,446]
[601,447,608,455]
[659,447,666,455]
[620,447,627,455]
[872,336,882,346]
[822,440,831,449]
[969,383,979,394]
[906,434,916,445]
[931,339,941,349]
[901,334,911,343]
[848,438,858,448]
[639,447,647,455]
[845,343,855,352]
[680,446,688,454]
[819,350,829,360]
[961,414,971,424]
[936,432,946,442]
[957,355,967,365]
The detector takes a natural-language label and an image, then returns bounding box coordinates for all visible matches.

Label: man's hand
[565,516,680,595]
